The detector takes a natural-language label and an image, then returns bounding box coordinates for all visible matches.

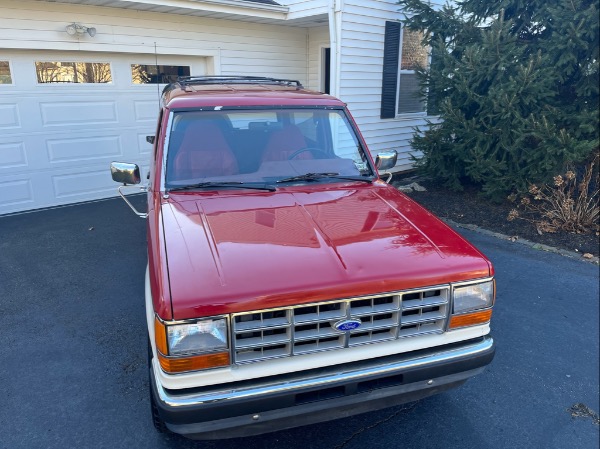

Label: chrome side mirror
[110,162,147,219]
[375,150,398,171]
[110,162,141,185]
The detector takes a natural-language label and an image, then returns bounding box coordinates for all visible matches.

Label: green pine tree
[399,0,599,200]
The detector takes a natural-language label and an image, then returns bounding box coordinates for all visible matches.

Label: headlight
[154,316,230,373]
[453,280,494,314]
[449,279,495,330]
[167,318,228,356]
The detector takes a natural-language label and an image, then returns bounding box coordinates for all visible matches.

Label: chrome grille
[232,287,450,364]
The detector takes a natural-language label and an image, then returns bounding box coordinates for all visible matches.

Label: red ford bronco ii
[110,76,496,440]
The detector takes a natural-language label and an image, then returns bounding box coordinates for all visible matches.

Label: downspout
[328,0,343,98]
[306,31,310,87]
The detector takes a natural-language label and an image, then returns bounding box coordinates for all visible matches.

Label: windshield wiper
[168,181,276,192]
[276,172,374,184]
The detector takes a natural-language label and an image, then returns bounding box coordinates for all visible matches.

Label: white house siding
[0,0,311,213]
[279,0,328,19]
[337,0,442,172]
[0,0,309,80]
[307,26,330,91]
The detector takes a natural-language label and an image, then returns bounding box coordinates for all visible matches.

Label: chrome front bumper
[151,336,495,439]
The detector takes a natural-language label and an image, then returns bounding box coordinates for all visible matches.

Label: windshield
[164,108,374,189]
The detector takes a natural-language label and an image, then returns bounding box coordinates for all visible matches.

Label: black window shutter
[380,21,400,119]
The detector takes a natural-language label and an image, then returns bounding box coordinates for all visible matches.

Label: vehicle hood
[160,184,491,319]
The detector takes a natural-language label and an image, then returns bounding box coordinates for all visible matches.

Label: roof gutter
[68,0,289,19]
[186,0,288,13]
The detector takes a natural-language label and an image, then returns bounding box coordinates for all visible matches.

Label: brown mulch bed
[392,174,599,258]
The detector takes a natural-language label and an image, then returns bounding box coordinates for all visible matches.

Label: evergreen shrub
[398,0,599,200]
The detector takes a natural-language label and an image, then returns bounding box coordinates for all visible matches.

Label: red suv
[110,76,496,440]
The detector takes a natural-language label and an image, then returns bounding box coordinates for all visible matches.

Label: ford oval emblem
[334,319,362,332]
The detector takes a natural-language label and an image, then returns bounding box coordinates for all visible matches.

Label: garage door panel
[118,95,159,126]
[0,137,47,173]
[3,94,155,132]
[133,99,160,123]
[117,131,146,161]
[141,164,151,182]
[0,103,21,129]
[40,100,119,126]
[46,135,123,163]
[2,132,126,172]
[2,96,42,133]
[0,178,34,209]
[2,96,52,134]
[51,168,116,199]
[0,141,28,169]
[0,50,205,214]
[137,133,154,156]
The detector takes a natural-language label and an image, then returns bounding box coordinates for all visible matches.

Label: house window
[398,28,429,114]
[380,22,429,118]
[35,62,113,84]
[0,61,12,84]
[131,65,191,84]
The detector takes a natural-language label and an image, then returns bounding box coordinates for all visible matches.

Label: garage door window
[0,61,12,84]
[131,64,190,84]
[35,62,113,84]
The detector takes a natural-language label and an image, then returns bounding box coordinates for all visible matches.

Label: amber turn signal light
[157,352,230,373]
[449,309,493,329]
[154,317,169,355]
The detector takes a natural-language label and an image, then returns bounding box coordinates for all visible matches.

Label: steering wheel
[287,147,330,160]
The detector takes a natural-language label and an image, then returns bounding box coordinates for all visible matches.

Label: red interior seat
[261,125,312,162]
[170,122,238,180]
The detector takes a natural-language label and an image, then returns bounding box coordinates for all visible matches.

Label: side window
[327,112,361,161]
[0,61,12,84]
[35,62,112,83]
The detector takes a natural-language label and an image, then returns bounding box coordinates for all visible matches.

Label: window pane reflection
[35,62,113,83]
[397,73,425,114]
[0,61,12,84]
[131,65,191,84]
[401,29,429,71]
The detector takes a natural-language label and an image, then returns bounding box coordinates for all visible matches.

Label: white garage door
[0,50,206,215]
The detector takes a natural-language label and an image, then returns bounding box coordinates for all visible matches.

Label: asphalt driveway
[0,196,598,449]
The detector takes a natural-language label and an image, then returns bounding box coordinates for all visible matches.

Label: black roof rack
[173,75,303,89]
